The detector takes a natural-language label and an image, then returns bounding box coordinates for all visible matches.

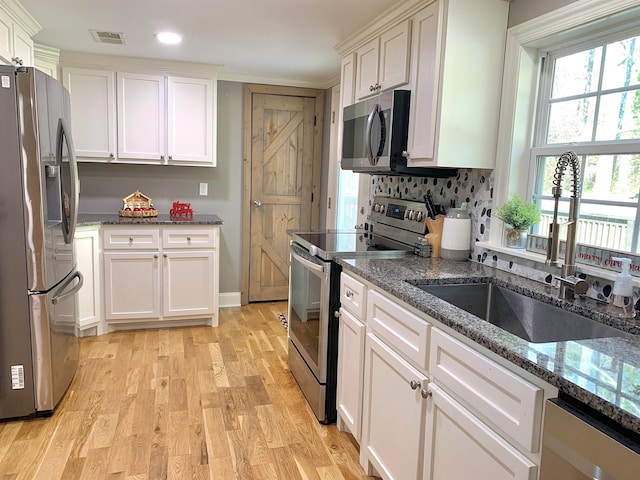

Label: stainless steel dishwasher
[540,398,640,479]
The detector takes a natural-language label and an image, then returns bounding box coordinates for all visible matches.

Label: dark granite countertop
[77,213,224,226]
[335,255,640,435]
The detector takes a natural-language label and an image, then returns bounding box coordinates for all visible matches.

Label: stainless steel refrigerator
[0,66,82,419]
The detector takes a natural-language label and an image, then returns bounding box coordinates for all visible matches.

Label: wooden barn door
[243,85,323,303]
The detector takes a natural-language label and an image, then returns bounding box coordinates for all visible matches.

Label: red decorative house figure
[170,201,193,219]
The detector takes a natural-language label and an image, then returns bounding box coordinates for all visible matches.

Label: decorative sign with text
[526,234,640,277]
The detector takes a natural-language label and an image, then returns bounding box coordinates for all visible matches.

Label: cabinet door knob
[421,388,432,399]
[253,200,262,207]
[161,155,165,161]
[163,253,168,258]
[168,155,173,160]
[409,380,421,390]
[153,254,158,259]
[334,310,341,318]
[129,236,134,242]
[11,57,23,66]
[109,153,114,158]
[369,85,375,92]
[186,236,191,241]
[346,290,354,298]
[402,150,410,159]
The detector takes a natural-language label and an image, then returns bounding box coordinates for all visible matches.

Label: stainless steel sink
[416,283,625,343]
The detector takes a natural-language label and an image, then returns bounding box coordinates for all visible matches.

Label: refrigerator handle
[52,271,83,305]
[57,117,79,243]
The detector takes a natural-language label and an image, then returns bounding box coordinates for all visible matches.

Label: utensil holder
[425,215,445,258]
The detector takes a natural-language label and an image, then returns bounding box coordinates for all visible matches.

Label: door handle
[253,200,263,207]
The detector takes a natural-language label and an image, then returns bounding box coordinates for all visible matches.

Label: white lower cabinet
[423,383,537,480]
[162,250,216,317]
[360,332,428,480]
[104,251,160,320]
[103,225,219,328]
[75,227,102,334]
[336,307,365,441]
[337,272,553,480]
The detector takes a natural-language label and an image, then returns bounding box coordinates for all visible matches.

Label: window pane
[595,90,640,140]
[601,36,640,90]
[547,98,596,143]
[535,155,579,196]
[582,154,640,200]
[578,203,636,251]
[551,47,602,99]
[336,168,359,231]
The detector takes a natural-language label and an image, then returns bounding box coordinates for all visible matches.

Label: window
[490,0,640,261]
[531,31,640,253]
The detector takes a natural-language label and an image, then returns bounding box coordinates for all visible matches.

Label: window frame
[486,0,640,275]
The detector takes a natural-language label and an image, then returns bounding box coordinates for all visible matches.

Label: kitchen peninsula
[74,214,223,335]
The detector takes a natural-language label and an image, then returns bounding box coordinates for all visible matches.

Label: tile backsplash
[373,169,639,312]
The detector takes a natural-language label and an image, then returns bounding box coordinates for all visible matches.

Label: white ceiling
[20,0,401,85]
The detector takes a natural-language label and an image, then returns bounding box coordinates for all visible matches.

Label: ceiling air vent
[90,30,126,45]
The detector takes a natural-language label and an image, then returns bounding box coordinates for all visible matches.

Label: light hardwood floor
[0,302,376,480]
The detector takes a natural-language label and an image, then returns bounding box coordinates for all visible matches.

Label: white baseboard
[219,292,241,307]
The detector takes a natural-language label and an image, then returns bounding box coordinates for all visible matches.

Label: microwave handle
[365,103,380,166]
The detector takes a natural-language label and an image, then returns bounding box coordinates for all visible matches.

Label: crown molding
[59,51,223,79]
[0,0,40,36]
[333,0,432,56]
[34,44,60,64]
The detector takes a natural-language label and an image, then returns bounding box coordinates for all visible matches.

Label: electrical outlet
[199,183,208,196]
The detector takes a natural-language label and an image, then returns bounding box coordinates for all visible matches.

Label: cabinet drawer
[367,289,430,370]
[162,227,217,249]
[103,228,159,250]
[340,273,366,318]
[430,327,543,453]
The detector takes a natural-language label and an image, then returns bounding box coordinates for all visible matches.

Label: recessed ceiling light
[156,31,182,45]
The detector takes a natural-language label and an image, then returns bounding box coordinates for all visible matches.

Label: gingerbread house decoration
[119,190,158,217]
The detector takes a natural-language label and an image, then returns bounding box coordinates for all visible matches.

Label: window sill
[476,241,640,288]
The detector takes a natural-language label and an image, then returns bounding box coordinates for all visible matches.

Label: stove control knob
[408,210,415,220]
[374,203,381,212]
[378,204,385,214]
[415,211,424,222]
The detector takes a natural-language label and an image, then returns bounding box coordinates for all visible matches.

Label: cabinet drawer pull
[186,236,191,241]
[421,388,432,399]
[129,237,134,242]
[409,380,421,390]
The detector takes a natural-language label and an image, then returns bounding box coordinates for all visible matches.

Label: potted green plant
[495,196,541,248]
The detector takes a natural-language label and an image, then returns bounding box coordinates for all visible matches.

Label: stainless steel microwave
[341,90,456,178]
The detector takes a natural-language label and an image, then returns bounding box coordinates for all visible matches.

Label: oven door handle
[291,251,324,274]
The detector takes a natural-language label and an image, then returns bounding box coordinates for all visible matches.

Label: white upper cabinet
[115,72,215,166]
[0,1,39,67]
[167,76,215,165]
[404,0,508,169]
[117,72,166,163]
[63,68,117,160]
[65,68,216,166]
[354,19,411,101]
[0,9,10,62]
[340,52,357,108]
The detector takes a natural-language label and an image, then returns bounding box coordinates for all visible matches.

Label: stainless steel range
[288,196,430,423]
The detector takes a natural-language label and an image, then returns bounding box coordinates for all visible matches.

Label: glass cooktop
[291,230,413,260]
